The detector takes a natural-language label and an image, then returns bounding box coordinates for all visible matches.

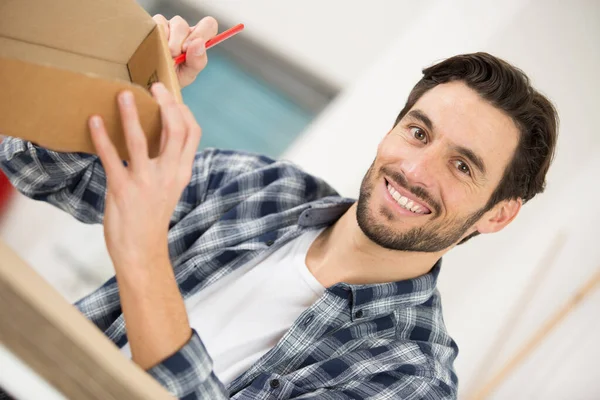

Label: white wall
[283,0,600,397]
[1,195,113,303]
[189,0,436,88]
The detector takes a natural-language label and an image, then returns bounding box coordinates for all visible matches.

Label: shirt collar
[297,196,355,227]
[335,260,441,321]
[298,196,442,319]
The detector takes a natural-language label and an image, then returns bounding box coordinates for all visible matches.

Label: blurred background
[1,0,599,399]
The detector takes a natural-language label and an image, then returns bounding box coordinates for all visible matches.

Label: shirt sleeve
[0,138,275,226]
[146,329,230,399]
[291,375,457,399]
[0,137,107,224]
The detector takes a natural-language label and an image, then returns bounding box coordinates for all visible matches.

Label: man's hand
[90,83,201,268]
[153,15,218,88]
[88,83,201,369]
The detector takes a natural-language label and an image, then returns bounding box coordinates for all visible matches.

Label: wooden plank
[470,268,600,399]
[467,231,567,392]
[0,240,174,400]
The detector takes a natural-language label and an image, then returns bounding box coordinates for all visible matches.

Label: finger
[179,106,202,167]
[167,15,190,57]
[151,82,178,108]
[151,84,186,161]
[159,123,168,155]
[160,104,187,163]
[182,17,218,51]
[156,84,173,155]
[118,91,149,169]
[178,17,218,86]
[177,39,207,87]
[89,116,126,186]
[152,14,170,38]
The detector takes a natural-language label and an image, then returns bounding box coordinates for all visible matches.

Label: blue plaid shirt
[1,138,458,399]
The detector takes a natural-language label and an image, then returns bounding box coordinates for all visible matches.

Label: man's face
[357,81,520,252]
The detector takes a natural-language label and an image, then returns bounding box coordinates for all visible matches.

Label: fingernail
[152,82,166,93]
[194,42,206,56]
[90,116,102,129]
[120,91,133,106]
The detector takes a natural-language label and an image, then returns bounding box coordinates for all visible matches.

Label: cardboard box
[0,0,182,160]
[0,239,175,399]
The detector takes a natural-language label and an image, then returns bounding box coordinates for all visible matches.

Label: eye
[410,126,427,143]
[454,160,471,176]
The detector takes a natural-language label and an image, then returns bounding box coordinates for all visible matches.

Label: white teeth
[386,183,425,214]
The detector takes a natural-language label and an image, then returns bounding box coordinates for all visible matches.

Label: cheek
[443,187,484,216]
[443,190,463,213]
[377,134,409,161]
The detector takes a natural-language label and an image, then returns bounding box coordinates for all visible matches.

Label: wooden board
[0,240,174,400]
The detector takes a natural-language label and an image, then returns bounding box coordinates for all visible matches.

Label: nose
[399,146,440,189]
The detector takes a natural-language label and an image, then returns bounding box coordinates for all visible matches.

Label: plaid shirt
[1,138,458,399]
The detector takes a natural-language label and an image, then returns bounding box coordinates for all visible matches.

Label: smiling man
[358,81,521,255]
[0,15,557,400]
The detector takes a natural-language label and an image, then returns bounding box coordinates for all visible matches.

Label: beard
[356,162,488,252]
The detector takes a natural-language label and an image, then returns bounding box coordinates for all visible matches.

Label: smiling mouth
[384,178,432,215]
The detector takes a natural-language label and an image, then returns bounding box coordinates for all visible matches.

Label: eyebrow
[407,109,487,176]
[453,145,487,175]
[407,109,434,132]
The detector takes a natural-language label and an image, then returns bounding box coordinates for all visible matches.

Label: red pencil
[174,23,245,66]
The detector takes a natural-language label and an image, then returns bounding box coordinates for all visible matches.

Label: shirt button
[304,314,314,326]
[266,240,275,246]
[354,310,364,319]
[270,379,281,389]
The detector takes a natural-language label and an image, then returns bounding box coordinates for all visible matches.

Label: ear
[475,198,522,234]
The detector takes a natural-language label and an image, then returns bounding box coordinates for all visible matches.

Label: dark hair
[395,52,558,244]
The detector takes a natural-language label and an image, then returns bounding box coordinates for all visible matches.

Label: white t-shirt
[120,228,326,385]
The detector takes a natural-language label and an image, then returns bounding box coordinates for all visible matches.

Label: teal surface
[182,50,314,158]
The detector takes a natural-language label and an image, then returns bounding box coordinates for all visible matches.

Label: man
[0,14,558,400]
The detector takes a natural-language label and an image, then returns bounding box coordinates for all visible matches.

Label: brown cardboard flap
[0,0,182,160]
[129,26,183,103]
[0,0,154,64]
[0,57,162,160]
[0,240,175,399]
[0,36,130,81]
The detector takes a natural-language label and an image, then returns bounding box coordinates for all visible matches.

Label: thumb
[177,39,207,87]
